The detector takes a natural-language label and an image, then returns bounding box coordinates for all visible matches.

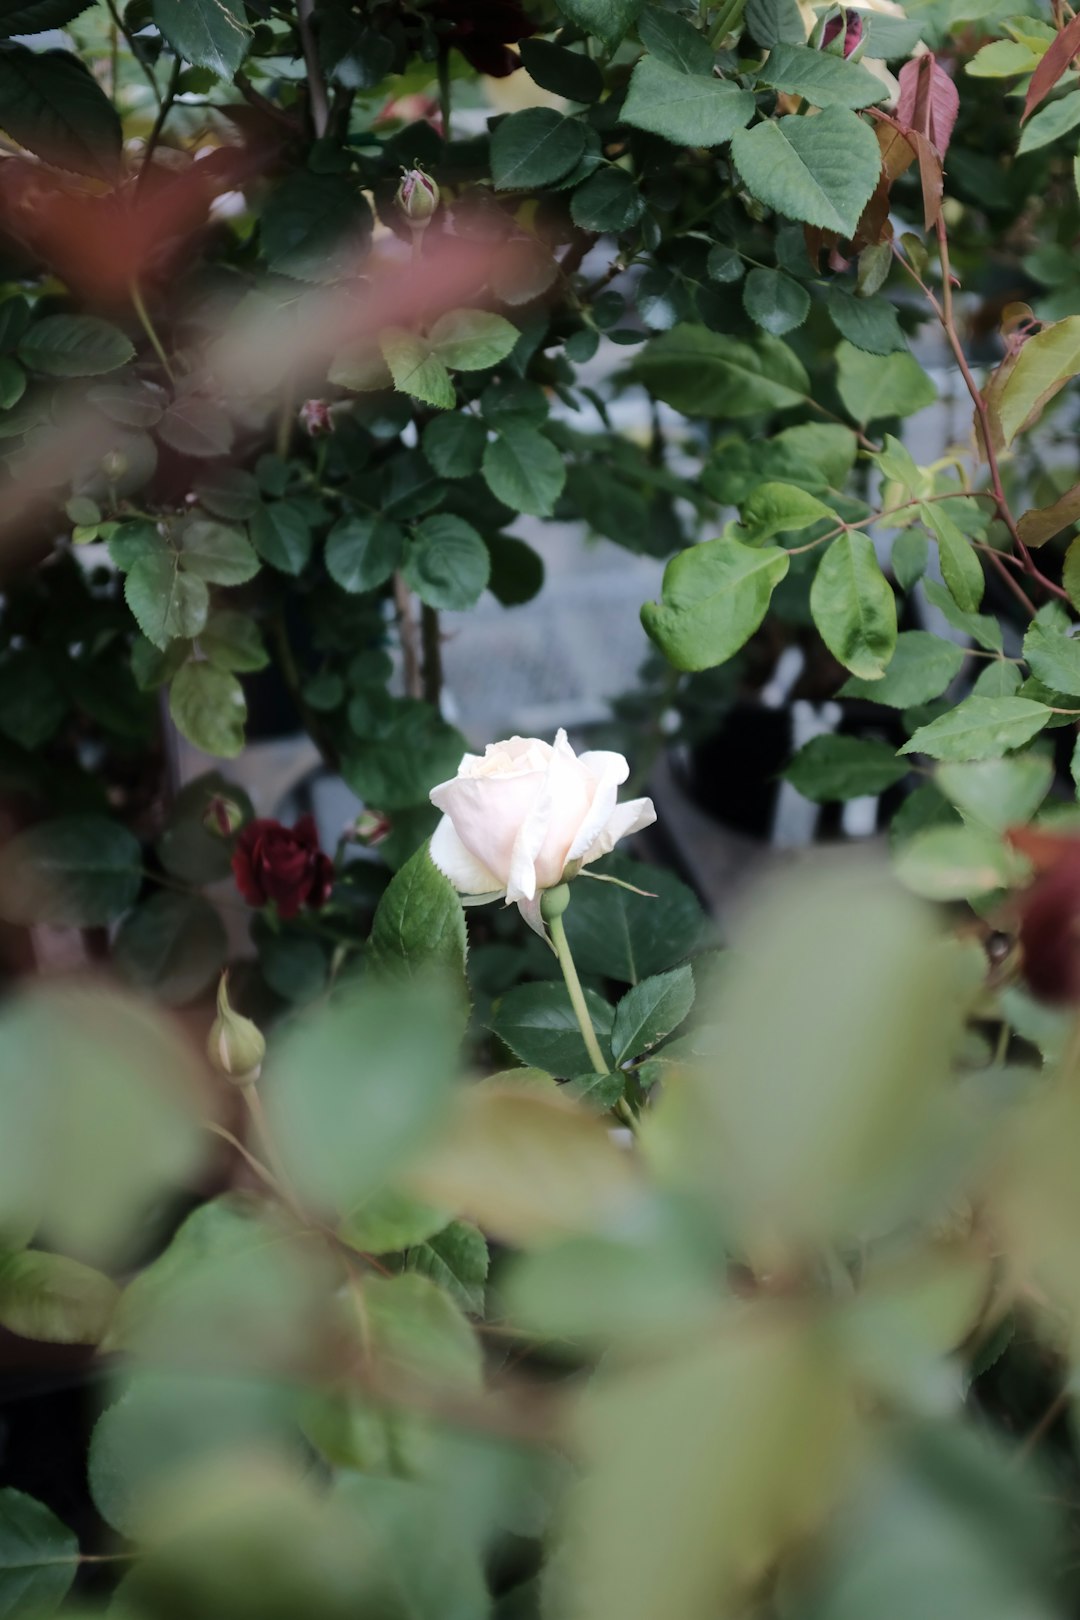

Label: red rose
[1009,827,1080,1004]
[426,0,538,76]
[232,815,334,920]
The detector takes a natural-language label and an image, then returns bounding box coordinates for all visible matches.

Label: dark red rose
[1009,827,1080,1004]
[232,814,334,920]
[426,0,538,76]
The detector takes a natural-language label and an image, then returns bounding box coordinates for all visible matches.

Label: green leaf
[0,1249,118,1345]
[892,528,929,591]
[757,41,887,107]
[557,0,641,51]
[168,662,247,758]
[200,610,269,673]
[428,309,518,371]
[88,379,164,428]
[152,0,249,79]
[972,659,1022,698]
[125,550,208,650]
[178,518,258,586]
[0,650,65,751]
[519,38,604,101]
[0,356,25,408]
[633,324,809,416]
[264,982,461,1214]
[194,465,261,520]
[325,514,403,593]
[742,267,810,336]
[835,339,938,423]
[900,695,1052,760]
[490,981,614,1076]
[730,106,881,237]
[825,287,907,355]
[563,857,704,982]
[380,328,455,410]
[995,315,1080,445]
[611,964,695,1065]
[620,55,754,146]
[894,824,1019,900]
[113,892,227,1007]
[403,513,490,611]
[922,578,1002,653]
[0,815,141,927]
[921,502,984,612]
[745,0,814,43]
[935,753,1054,830]
[0,44,121,176]
[406,1221,488,1315]
[638,5,714,70]
[250,498,313,575]
[362,1272,482,1389]
[0,1489,77,1619]
[156,770,251,885]
[570,165,645,232]
[340,1189,448,1257]
[156,394,234,458]
[342,701,466,810]
[1023,613,1080,695]
[483,422,566,516]
[784,734,907,801]
[840,630,965,707]
[18,314,132,377]
[260,172,371,282]
[421,414,486,479]
[1018,89,1080,153]
[810,532,897,679]
[492,109,587,190]
[707,244,745,282]
[740,481,831,540]
[642,535,789,671]
[966,38,1041,75]
[0,0,95,30]
[487,533,545,605]
[368,842,467,985]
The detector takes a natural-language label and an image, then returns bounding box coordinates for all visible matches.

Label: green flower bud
[207,973,265,1085]
[101,449,128,482]
[203,795,246,837]
[396,166,440,227]
[540,883,571,922]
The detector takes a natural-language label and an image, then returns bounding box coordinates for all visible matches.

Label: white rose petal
[429,728,657,933]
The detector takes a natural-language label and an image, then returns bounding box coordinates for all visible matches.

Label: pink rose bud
[814,6,866,59]
[299,398,334,437]
[203,795,246,837]
[354,809,392,847]
[396,166,440,227]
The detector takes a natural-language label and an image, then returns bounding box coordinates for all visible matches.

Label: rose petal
[431,814,503,896]
[578,796,657,867]
[566,751,633,867]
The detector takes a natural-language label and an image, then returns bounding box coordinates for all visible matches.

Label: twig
[235,71,301,132]
[138,54,183,183]
[394,572,423,699]
[421,603,443,708]
[104,0,162,106]
[296,0,330,138]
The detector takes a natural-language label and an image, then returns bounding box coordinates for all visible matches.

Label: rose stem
[544,886,636,1129]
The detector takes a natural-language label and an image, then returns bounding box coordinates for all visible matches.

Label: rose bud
[428,729,655,935]
[203,794,246,837]
[1008,827,1080,1004]
[207,973,266,1084]
[354,809,392,847]
[812,5,867,60]
[396,167,440,228]
[298,398,334,437]
[232,813,334,920]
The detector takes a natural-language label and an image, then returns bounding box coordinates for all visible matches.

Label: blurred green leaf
[0,1488,77,1619]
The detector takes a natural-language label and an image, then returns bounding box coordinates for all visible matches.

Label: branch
[296,0,330,138]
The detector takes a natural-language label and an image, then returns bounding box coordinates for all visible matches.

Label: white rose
[429,729,656,933]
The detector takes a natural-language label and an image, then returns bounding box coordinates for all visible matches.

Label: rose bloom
[429,729,655,932]
[232,814,334,920]
[1009,827,1080,1004]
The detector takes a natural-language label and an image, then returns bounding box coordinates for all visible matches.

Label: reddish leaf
[876,117,917,182]
[912,131,944,230]
[896,54,959,158]
[1022,10,1080,122]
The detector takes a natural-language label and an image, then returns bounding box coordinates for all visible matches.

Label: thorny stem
[296,0,330,137]
[394,571,424,698]
[548,906,636,1129]
[894,227,1069,614]
[437,49,453,141]
[241,1082,309,1226]
[129,279,176,385]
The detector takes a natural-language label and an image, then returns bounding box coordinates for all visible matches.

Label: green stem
[129,279,175,384]
[437,49,452,141]
[139,54,183,182]
[547,906,608,1076]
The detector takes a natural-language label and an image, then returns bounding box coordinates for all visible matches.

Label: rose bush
[429,729,655,930]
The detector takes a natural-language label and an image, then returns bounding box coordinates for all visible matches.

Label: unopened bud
[101,449,128,482]
[299,398,334,437]
[203,795,245,837]
[396,166,439,227]
[811,5,866,59]
[207,972,265,1084]
[353,809,392,847]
